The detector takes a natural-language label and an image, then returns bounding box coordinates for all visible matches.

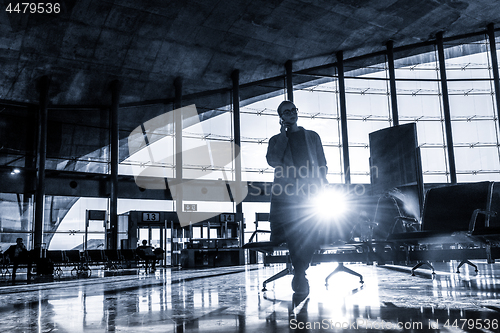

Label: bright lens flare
[315,190,347,219]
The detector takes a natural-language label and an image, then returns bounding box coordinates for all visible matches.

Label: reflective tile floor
[0,261,499,332]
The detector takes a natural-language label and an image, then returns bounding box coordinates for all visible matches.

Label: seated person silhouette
[266,100,328,295]
[5,238,32,284]
[136,240,156,273]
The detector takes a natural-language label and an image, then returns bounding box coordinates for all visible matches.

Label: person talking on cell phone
[266,100,328,295]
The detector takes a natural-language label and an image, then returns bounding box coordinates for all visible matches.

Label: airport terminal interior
[1,0,500,331]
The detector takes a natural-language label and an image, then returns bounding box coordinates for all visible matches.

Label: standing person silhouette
[266,100,328,295]
[136,240,156,273]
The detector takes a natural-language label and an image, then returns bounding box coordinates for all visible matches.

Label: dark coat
[4,244,28,262]
[266,127,328,223]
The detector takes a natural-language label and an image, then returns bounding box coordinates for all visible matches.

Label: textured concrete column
[109,80,121,250]
[487,24,500,131]
[34,76,49,250]
[285,60,293,102]
[386,41,399,126]
[436,32,457,184]
[337,51,351,184]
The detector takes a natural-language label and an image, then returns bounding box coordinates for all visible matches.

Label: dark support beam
[285,60,293,102]
[34,75,49,250]
[231,70,244,248]
[386,41,399,126]
[231,70,243,216]
[109,80,121,250]
[487,24,500,131]
[174,77,183,215]
[22,109,36,244]
[436,32,457,184]
[174,77,183,109]
[337,51,351,184]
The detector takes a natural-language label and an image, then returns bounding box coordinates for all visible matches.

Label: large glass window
[46,108,111,174]
[0,193,32,251]
[345,57,391,183]
[120,103,176,180]
[239,80,287,183]
[445,37,500,181]
[237,39,500,186]
[394,46,449,183]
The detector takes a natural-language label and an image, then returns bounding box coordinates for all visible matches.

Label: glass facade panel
[345,63,391,183]
[323,146,342,183]
[48,197,107,250]
[445,46,491,80]
[444,37,500,181]
[242,202,271,243]
[454,146,500,174]
[347,120,389,145]
[240,143,273,182]
[451,120,497,144]
[394,48,439,81]
[419,146,448,182]
[240,96,283,182]
[182,110,234,182]
[120,103,176,179]
[45,108,111,174]
[394,48,449,183]
[120,135,175,179]
[397,92,442,119]
[183,101,234,182]
[0,193,32,251]
[293,86,342,183]
[348,147,371,183]
[449,91,494,118]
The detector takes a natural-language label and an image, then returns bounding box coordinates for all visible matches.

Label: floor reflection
[0,262,499,332]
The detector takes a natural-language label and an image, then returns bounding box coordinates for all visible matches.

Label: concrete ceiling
[1,0,500,106]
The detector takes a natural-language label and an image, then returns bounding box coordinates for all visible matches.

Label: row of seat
[387,181,500,274]
[1,249,153,276]
[244,181,500,290]
[45,249,141,267]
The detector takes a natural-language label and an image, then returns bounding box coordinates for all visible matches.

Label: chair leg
[262,255,293,291]
[262,267,293,291]
[456,260,478,273]
[411,261,435,276]
[325,263,364,286]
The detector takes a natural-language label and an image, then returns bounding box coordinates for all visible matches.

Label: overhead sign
[88,210,106,221]
[220,213,235,223]
[184,204,197,212]
[142,212,160,222]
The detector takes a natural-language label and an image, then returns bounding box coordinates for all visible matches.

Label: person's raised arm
[266,126,288,167]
